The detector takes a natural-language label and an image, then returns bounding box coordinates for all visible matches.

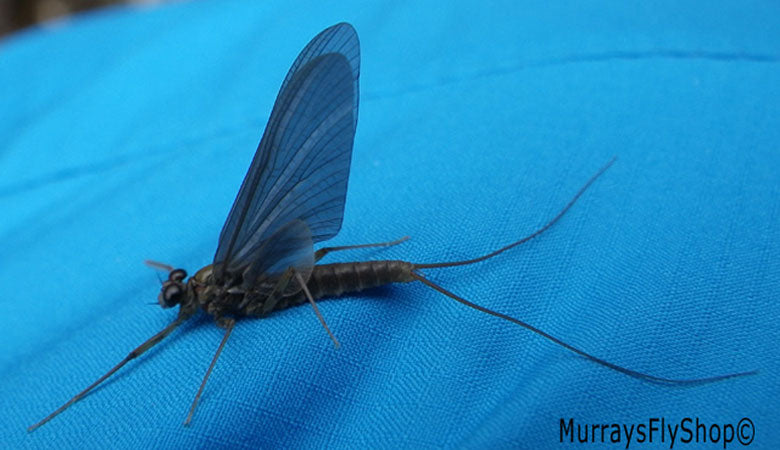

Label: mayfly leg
[185,268,342,425]
[184,318,235,426]
[304,237,410,348]
[294,269,340,349]
[315,236,409,262]
[255,267,341,347]
[262,267,341,348]
[28,315,188,432]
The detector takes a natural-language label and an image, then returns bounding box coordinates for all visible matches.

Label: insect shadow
[29,22,757,432]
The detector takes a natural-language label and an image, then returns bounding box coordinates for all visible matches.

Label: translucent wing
[214,23,360,286]
[241,219,314,289]
[278,22,360,131]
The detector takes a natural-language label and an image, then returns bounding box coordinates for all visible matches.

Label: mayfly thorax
[28,23,757,432]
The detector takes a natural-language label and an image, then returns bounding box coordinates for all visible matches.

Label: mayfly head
[158,268,188,308]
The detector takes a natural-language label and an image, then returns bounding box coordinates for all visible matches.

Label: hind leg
[315,236,409,262]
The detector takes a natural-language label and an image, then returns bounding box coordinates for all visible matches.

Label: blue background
[1,1,778,448]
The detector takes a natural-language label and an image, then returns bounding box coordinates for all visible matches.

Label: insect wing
[241,219,314,303]
[214,23,360,286]
[278,23,360,131]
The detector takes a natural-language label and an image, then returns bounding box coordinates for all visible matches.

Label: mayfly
[29,23,756,431]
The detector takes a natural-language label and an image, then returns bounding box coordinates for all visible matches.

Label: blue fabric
[2,1,778,448]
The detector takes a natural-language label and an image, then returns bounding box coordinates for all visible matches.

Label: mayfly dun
[29,23,757,431]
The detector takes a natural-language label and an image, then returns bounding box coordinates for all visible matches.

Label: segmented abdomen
[311,260,414,297]
[272,260,415,311]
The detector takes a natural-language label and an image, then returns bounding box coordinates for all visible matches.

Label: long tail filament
[411,157,757,385]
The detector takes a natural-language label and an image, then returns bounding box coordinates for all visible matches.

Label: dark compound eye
[169,269,187,282]
[162,283,183,307]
